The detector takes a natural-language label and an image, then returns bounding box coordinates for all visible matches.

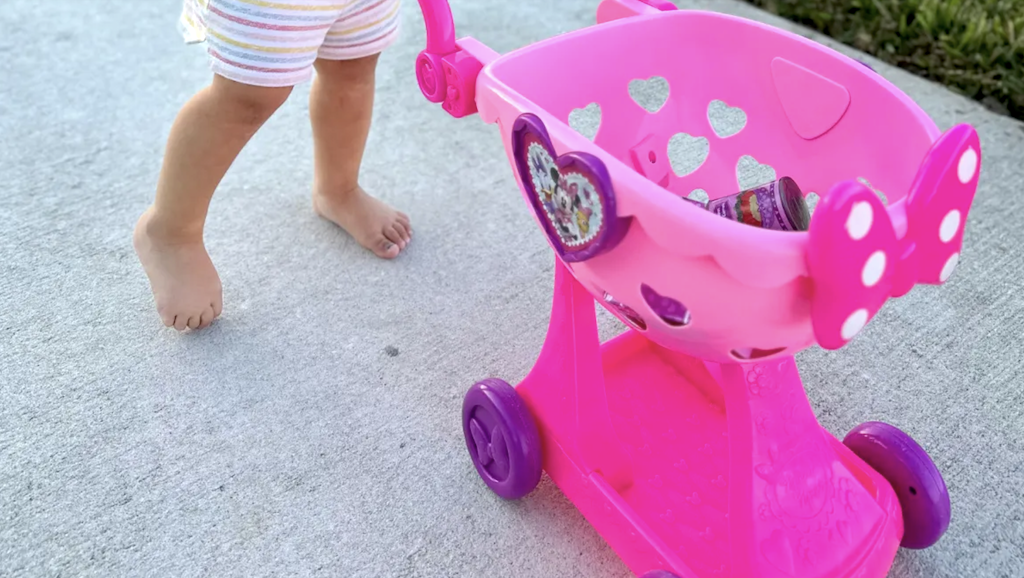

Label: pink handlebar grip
[417,0,457,103]
[419,0,457,55]
[415,0,484,117]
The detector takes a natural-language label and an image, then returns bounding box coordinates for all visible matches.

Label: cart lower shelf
[460,262,946,578]
[603,333,732,572]
[518,331,901,578]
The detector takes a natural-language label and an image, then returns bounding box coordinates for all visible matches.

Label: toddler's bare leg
[135,75,292,330]
[310,55,411,259]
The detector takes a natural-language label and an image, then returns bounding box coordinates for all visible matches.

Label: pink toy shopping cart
[415,0,980,576]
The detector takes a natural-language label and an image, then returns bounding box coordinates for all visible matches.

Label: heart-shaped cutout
[628,76,670,113]
[857,177,888,204]
[513,114,629,263]
[805,191,821,215]
[730,346,786,360]
[668,133,710,177]
[707,100,747,138]
[641,284,691,327]
[602,292,647,330]
[687,189,710,205]
[568,102,601,141]
[736,155,777,190]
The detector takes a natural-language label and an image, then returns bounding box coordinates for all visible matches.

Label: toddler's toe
[383,223,402,244]
[395,221,412,244]
[199,306,216,329]
[173,315,189,332]
[377,240,401,259]
[386,225,407,250]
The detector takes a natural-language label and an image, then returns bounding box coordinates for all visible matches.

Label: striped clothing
[179,0,402,87]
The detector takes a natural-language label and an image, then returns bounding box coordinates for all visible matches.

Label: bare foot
[313,186,411,259]
[133,208,223,331]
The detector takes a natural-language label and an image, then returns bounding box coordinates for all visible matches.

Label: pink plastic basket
[420,1,979,364]
[417,1,978,576]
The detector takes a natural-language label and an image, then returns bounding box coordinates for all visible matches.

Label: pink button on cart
[415,1,980,576]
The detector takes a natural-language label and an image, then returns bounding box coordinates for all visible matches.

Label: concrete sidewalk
[1,0,1022,577]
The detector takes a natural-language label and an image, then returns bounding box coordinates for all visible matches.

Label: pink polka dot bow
[808,124,981,350]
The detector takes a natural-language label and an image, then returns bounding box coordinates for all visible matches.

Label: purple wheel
[641,571,681,578]
[462,379,542,500]
[843,422,951,549]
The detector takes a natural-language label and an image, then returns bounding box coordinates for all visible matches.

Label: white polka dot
[958,148,978,184]
[846,202,873,241]
[862,251,887,287]
[939,210,961,243]
[842,309,869,341]
[940,252,960,283]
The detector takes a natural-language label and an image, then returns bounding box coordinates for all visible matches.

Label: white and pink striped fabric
[179,0,402,87]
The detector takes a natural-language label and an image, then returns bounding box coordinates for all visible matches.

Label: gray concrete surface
[2,0,1023,576]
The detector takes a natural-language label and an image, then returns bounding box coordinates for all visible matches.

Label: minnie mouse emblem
[512,113,628,262]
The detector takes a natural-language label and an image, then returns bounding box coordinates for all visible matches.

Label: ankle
[314,181,362,202]
[140,207,204,246]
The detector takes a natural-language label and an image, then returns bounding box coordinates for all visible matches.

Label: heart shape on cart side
[513,113,629,263]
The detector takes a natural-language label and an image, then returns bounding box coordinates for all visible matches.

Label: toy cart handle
[415,0,493,118]
[416,0,458,104]
[415,0,674,115]
[419,0,457,59]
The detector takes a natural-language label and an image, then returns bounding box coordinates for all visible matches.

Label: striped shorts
[179,0,402,87]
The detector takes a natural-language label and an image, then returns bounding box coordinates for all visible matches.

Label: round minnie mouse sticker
[512,113,629,263]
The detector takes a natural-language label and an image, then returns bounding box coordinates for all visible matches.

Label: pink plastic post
[717,360,896,577]
[521,261,635,491]
[438,50,483,118]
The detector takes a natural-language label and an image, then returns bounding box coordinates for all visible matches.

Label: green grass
[746,0,1024,120]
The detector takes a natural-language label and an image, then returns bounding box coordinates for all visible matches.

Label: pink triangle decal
[771,57,851,140]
